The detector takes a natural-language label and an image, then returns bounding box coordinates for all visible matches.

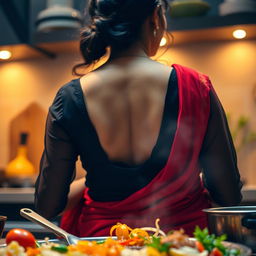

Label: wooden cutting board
[9,102,47,174]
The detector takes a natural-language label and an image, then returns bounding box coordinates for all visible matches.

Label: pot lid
[203,206,256,214]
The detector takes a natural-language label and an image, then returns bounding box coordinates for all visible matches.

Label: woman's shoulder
[56,79,81,96]
[80,59,173,85]
[49,79,81,121]
[172,63,205,76]
[173,63,212,89]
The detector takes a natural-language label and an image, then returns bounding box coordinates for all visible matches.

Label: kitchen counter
[0,187,59,239]
[240,186,256,205]
[0,188,34,203]
[0,186,255,241]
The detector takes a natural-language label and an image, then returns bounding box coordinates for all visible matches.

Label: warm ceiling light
[36,0,82,32]
[160,37,167,47]
[0,50,12,60]
[233,29,247,39]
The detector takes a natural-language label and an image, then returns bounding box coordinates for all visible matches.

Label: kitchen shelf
[166,12,256,45]
[34,12,256,45]
[168,23,256,45]
[167,12,256,31]
[1,12,256,61]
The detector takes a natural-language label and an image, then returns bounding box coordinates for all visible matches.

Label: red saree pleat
[60,64,212,237]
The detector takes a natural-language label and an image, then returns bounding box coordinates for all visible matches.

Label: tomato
[210,248,223,256]
[195,241,205,252]
[6,228,36,249]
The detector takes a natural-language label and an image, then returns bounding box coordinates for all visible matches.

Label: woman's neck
[110,43,148,60]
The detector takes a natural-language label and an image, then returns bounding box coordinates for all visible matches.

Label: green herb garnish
[146,236,171,253]
[193,226,240,256]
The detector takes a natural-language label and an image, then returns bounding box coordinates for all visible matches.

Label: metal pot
[204,206,256,252]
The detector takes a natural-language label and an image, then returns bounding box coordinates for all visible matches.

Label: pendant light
[36,0,82,32]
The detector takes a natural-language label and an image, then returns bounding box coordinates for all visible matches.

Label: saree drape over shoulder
[61,64,212,236]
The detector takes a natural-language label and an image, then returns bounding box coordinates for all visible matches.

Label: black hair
[72,0,168,76]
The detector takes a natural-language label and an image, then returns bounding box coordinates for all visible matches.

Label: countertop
[241,185,256,203]
[0,186,255,203]
[0,188,34,203]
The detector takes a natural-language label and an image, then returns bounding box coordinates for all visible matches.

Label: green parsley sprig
[193,226,240,256]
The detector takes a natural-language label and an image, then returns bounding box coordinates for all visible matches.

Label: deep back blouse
[35,65,242,221]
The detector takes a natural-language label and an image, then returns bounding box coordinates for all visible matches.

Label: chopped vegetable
[210,247,223,256]
[26,247,40,256]
[195,241,205,253]
[110,223,132,240]
[1,222,243,256]
[96,240,106,244]
[130,229,149,239]
[146,247,162,256]
[119,237,144,246]
[194,226,240,256]
[147,236,170,253]
[51,244,68,253]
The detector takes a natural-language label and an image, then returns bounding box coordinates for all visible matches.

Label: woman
[35,0,242,236]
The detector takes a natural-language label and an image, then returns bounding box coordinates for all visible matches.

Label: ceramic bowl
[169,0,210,18]
[0,216,7,238]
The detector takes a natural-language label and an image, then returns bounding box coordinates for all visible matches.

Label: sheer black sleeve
[35,112,78,219]
[199,89,243,206]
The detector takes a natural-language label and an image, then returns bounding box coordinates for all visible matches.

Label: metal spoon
[20,208,80,245]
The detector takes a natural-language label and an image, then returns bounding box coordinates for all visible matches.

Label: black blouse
[35,69,243,219]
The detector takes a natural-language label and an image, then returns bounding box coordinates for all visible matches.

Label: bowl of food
[0,220,252,256]
[0,216,7,238]
[169,0,210,18]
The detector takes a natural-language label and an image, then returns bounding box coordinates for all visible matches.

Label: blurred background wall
[0,38,256,185]
[0,0,256,186]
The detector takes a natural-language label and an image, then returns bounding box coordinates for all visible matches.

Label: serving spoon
[20,208,80,245]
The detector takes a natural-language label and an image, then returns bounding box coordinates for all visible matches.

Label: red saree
[60,64,212,237]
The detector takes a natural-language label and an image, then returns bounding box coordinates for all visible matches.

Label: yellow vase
[5,133,35,178]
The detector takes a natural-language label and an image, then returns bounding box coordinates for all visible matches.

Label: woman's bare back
[80,58,173,165]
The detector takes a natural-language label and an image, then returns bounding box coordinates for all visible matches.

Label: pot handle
[241,216,256,229]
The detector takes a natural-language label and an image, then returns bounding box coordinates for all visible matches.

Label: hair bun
[73,0,168,75]
[93,17,110,35]
[79,25,107,65]
[109,22,133,44]
[96,0,120,17]
[92,15,133,47]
